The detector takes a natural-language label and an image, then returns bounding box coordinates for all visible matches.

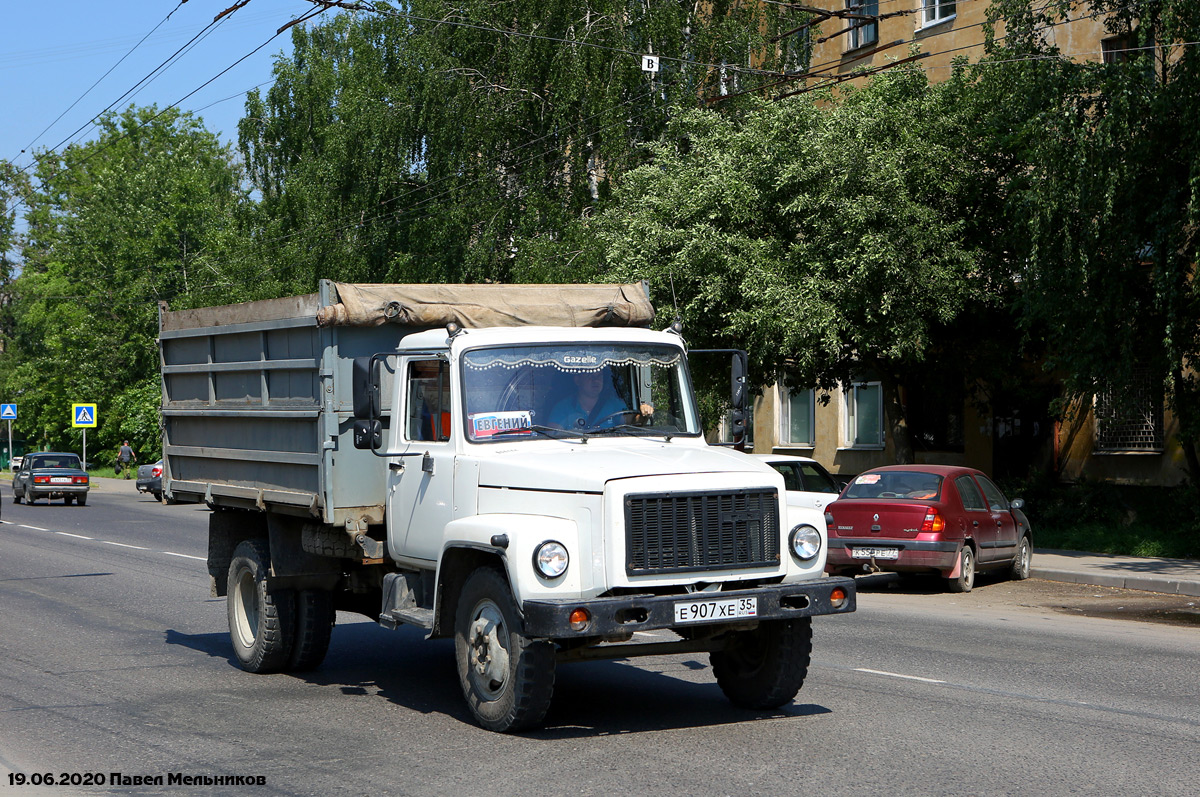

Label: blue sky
[1,0,327,172]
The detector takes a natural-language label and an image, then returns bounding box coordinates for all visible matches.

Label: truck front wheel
[454,567,555,732]
[227,539,295,673]
[711,617,812,710]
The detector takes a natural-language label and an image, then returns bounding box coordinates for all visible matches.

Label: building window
[779,385,816,446]
[922,0,956,26]
[1095,370,1163,452]
[1102,33,1137,64]
[845,382,884,448]
[846,1,878,50]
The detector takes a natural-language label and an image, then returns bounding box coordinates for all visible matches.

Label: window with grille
[1095,371,1163,452]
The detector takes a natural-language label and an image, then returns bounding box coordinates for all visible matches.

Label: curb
[1030,564,1200,598]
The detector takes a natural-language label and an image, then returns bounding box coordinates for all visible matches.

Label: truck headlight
[533,540,569,579]
[788,524,822,561]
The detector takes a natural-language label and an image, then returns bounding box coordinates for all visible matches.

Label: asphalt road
[1,485,1198,796]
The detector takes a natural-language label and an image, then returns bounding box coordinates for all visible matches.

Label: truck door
[387,357,456,564]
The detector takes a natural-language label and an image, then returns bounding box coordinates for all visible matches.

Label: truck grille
[625,488,780,575]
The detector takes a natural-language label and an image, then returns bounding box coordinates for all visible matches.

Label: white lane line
[101,541,149,550]
[20,524,49,531]
[55,532,94,540]
[855,668,946,684]
[162,551,205,561]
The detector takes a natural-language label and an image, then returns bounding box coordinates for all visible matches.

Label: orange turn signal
[568,608,591,632]
[829,587,847,608]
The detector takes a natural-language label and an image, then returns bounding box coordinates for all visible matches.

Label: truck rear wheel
[289,589,335,671]
[454,566,555,732]
[227,539,295,673]
[711,617,812,710]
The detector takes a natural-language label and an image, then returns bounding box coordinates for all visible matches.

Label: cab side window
[406,360,450,442]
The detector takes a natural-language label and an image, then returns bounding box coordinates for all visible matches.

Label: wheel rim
[467,599,511,700]
[232,568,259,649]
[1018,540,1030,576]
[962,548,975,590]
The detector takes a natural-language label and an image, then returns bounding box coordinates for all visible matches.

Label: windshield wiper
[490,424,584,441]
[587,424,675,441]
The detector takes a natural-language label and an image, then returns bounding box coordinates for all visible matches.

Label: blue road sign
[0,404,15,420]
[72,403,98,428]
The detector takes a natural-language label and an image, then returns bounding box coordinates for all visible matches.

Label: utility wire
[11,1,187,164]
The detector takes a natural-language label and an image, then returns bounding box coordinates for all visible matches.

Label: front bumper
[826,537,960,573]
[521,576,856,638]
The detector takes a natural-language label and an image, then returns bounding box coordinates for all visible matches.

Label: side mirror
[353,356,380,420]
[353,419,383,450]
[1011,498,1025,510]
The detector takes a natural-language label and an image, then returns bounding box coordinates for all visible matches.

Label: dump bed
[159,280,653,524]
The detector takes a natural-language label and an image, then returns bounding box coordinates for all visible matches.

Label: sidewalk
[1032,548,1200,597]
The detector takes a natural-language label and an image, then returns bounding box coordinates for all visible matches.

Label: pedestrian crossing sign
[0,404,15,420]
[72,403,97,428]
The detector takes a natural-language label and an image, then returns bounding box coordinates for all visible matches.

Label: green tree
[5,105,244,459]
[595,67,995,463]
[981,1,1200,481]
[233,1,811,290]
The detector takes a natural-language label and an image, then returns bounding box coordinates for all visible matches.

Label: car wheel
[227,539,296,673]
[711,617,812,710]
[455,566,556,732]
[64,495,74,506]
[25,486,36,505]
[13,488,21,504]
[1009,536,1032,581]
[153,490,162,502]
[946,545,975,593]
[76,494,87,506]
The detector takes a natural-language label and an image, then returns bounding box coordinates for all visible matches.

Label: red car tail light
[152,465,162,478]
[33,475,50,484]
[920,510,945,533]
[73,476,89,484]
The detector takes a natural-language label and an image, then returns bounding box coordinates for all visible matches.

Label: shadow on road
[164,621,835,736]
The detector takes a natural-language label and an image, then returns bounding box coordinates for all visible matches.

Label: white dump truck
[159,281,855,731]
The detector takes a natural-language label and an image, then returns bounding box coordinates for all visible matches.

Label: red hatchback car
[824,465,1031,592]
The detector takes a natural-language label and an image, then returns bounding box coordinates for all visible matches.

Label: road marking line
[162,551,205,561]
[855,667,946,684]
[102,541,149,550]
[55,532,94,540]
[20,524,49,531]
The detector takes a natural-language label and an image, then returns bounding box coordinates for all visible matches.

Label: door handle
[972,520,979,527]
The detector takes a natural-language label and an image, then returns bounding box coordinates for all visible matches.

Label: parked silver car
[13,452,89,505]
[136,460,163,501]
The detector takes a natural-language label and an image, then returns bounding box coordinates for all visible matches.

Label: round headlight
[789,524,822,561]
[534,540,569,579]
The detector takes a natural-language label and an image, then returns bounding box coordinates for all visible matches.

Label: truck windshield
[461,343,699,442]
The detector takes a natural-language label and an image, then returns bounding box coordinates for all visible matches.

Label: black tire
[152,490,162,502]
[76,494,86,506]
[25,486,36,505]
[946,544,976,593]
[454,566,555,732]
[300,523,359,558]
[227,539,295,673]
[64,495,74,506]
[710,617,812,709]
[1009,536,1032,581]
[13,488,21,505]
[289,589,335,671]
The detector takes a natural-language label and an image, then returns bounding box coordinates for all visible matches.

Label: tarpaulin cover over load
[316,282,655,328]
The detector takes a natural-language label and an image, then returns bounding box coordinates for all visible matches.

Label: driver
[548,370,649,430]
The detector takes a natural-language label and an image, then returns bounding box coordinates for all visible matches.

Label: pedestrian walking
[117,440,136,479]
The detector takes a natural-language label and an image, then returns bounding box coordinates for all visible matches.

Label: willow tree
[234,1,812,290]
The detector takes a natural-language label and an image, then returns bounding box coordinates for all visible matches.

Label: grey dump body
[158,280,653,525]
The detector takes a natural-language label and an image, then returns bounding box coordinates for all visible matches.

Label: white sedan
[754,453,843,511]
